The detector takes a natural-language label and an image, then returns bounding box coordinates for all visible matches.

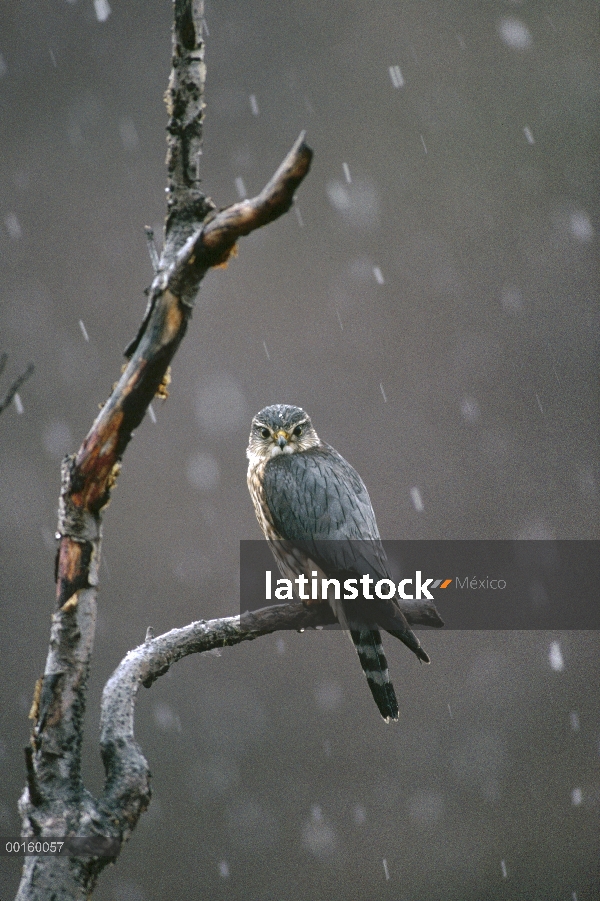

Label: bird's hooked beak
[275,430,289,449]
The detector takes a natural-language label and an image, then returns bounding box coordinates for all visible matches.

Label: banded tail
[328,595,428,721]
[349,624,399,722]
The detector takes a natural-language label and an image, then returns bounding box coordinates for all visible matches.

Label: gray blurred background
[0,1,598,899]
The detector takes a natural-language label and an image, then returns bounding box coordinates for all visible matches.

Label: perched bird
[246,403,429,722]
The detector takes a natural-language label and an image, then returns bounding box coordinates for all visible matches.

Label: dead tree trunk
[14,3,440,899]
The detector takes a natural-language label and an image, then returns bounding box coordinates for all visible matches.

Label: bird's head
[247,404,321,463]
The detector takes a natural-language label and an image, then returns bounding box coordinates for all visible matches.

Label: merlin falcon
[246,403,429,722]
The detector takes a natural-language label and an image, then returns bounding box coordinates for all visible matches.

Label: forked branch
[16,1,312,898]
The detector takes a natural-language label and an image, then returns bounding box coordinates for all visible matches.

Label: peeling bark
[14,2,440,898]
[15,1,314,898]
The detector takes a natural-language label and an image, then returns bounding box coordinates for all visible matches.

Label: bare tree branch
[15,1,313,898]
[99,597,442,823]
[14,1,438,897]
[0,356,34,416]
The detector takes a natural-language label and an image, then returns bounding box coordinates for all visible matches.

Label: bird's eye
[293,425,303,437]
[260,428,271,439]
